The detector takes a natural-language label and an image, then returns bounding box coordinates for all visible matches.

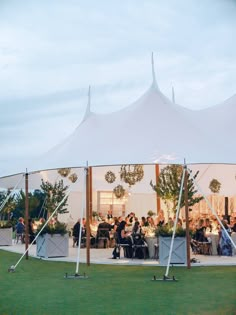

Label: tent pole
[75,167,87,275]
[86,165,90,266]
[25,171,29,260]
[155,164,161,213]
[184,165,191,269]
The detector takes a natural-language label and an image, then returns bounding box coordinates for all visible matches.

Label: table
[145,237,157,259]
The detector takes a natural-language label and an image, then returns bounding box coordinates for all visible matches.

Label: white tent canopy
[1,60,236,178]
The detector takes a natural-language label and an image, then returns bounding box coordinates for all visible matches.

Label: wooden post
[24,172,29,260]
[89,167,93,221]
[155,164,161,214]
[184,167,191,269]
[86,167,90,266]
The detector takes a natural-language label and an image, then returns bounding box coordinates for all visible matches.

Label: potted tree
[0,221,13,246]
[0,190,16,246]
[36,220,69,258]
[36,179,69,258]
[151,165,202,265]
[155,225,187,265]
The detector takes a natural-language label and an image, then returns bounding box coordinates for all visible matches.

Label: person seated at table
[132,221,142,234]
[106,210,113,221]
[205,218,212,233]
[28,218,36,244]
[156,209,165,226]
[114,220,132,258]
[230,217,236,232]
[194,219,208,242]
[131,221,148,259]
[15,217,25,243]
[147,216,155,228]
[96,219,112,247]
[140,216,148,227]
[72,219,81,247]
[218,220,232,256]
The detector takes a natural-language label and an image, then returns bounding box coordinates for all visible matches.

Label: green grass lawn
[0,250,236,315]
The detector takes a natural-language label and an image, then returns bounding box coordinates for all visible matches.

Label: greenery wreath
[209,178,221,194]
[113,185,125,199]
[105,171,116,184]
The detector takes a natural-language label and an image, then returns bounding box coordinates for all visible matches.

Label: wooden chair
[96,228,110,248]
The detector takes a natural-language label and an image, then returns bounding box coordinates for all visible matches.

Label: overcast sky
[0,0,236,170]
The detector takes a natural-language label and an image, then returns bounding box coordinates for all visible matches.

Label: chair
[191,239,212,255]
[96,228,110,248]
[154,243,159,260]
[131,234,148,259]
[15,233,24,244]
[113,232,130,258]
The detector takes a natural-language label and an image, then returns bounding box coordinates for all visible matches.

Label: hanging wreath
[113,185,125,199]
[105,171,116,184]
[68,173,78,183]
[58,168,71,177]
[209,178,221,194]
[120,164,144,186]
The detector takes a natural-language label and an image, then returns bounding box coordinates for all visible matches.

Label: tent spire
[82,86,91,122]
[172,86,175,104]
[151,52,158,89]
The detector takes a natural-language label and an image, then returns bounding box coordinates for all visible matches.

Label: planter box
[36,233,69,258]
[159,236,187,266]
[0,228,12,246]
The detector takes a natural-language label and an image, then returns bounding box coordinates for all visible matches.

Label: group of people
[191,216,235,256]
[15,217,39,244]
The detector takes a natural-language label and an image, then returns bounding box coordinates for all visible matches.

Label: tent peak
[151,52,159,90]
[82,86,91,122]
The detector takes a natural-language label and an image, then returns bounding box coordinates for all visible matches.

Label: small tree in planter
[150,165,203,215]
[36,180,70,258]
[40,179,69,219]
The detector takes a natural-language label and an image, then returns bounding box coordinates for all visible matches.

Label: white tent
[1,59,235,178]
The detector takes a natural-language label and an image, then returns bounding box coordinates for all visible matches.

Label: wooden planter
[159,236,187,266]
[0,228,12,246]
[36,233,69,258]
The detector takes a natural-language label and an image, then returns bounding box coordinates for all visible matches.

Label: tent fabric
[1,73,235,178]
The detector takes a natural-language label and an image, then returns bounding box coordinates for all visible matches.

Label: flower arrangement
[37,221,68,236]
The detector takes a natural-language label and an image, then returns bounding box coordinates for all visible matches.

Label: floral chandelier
[58,168,71,177]
[105,171,116,184]
[120,164,144,187]
[58,168,78,183]
[113,185,125,199]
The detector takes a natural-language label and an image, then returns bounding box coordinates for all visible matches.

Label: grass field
[0,250,236,315]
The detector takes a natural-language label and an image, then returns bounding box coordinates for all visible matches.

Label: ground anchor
[64,272,88,279]
[152,275,178,281]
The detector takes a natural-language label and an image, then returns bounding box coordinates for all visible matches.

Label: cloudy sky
[0,0,236,171]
